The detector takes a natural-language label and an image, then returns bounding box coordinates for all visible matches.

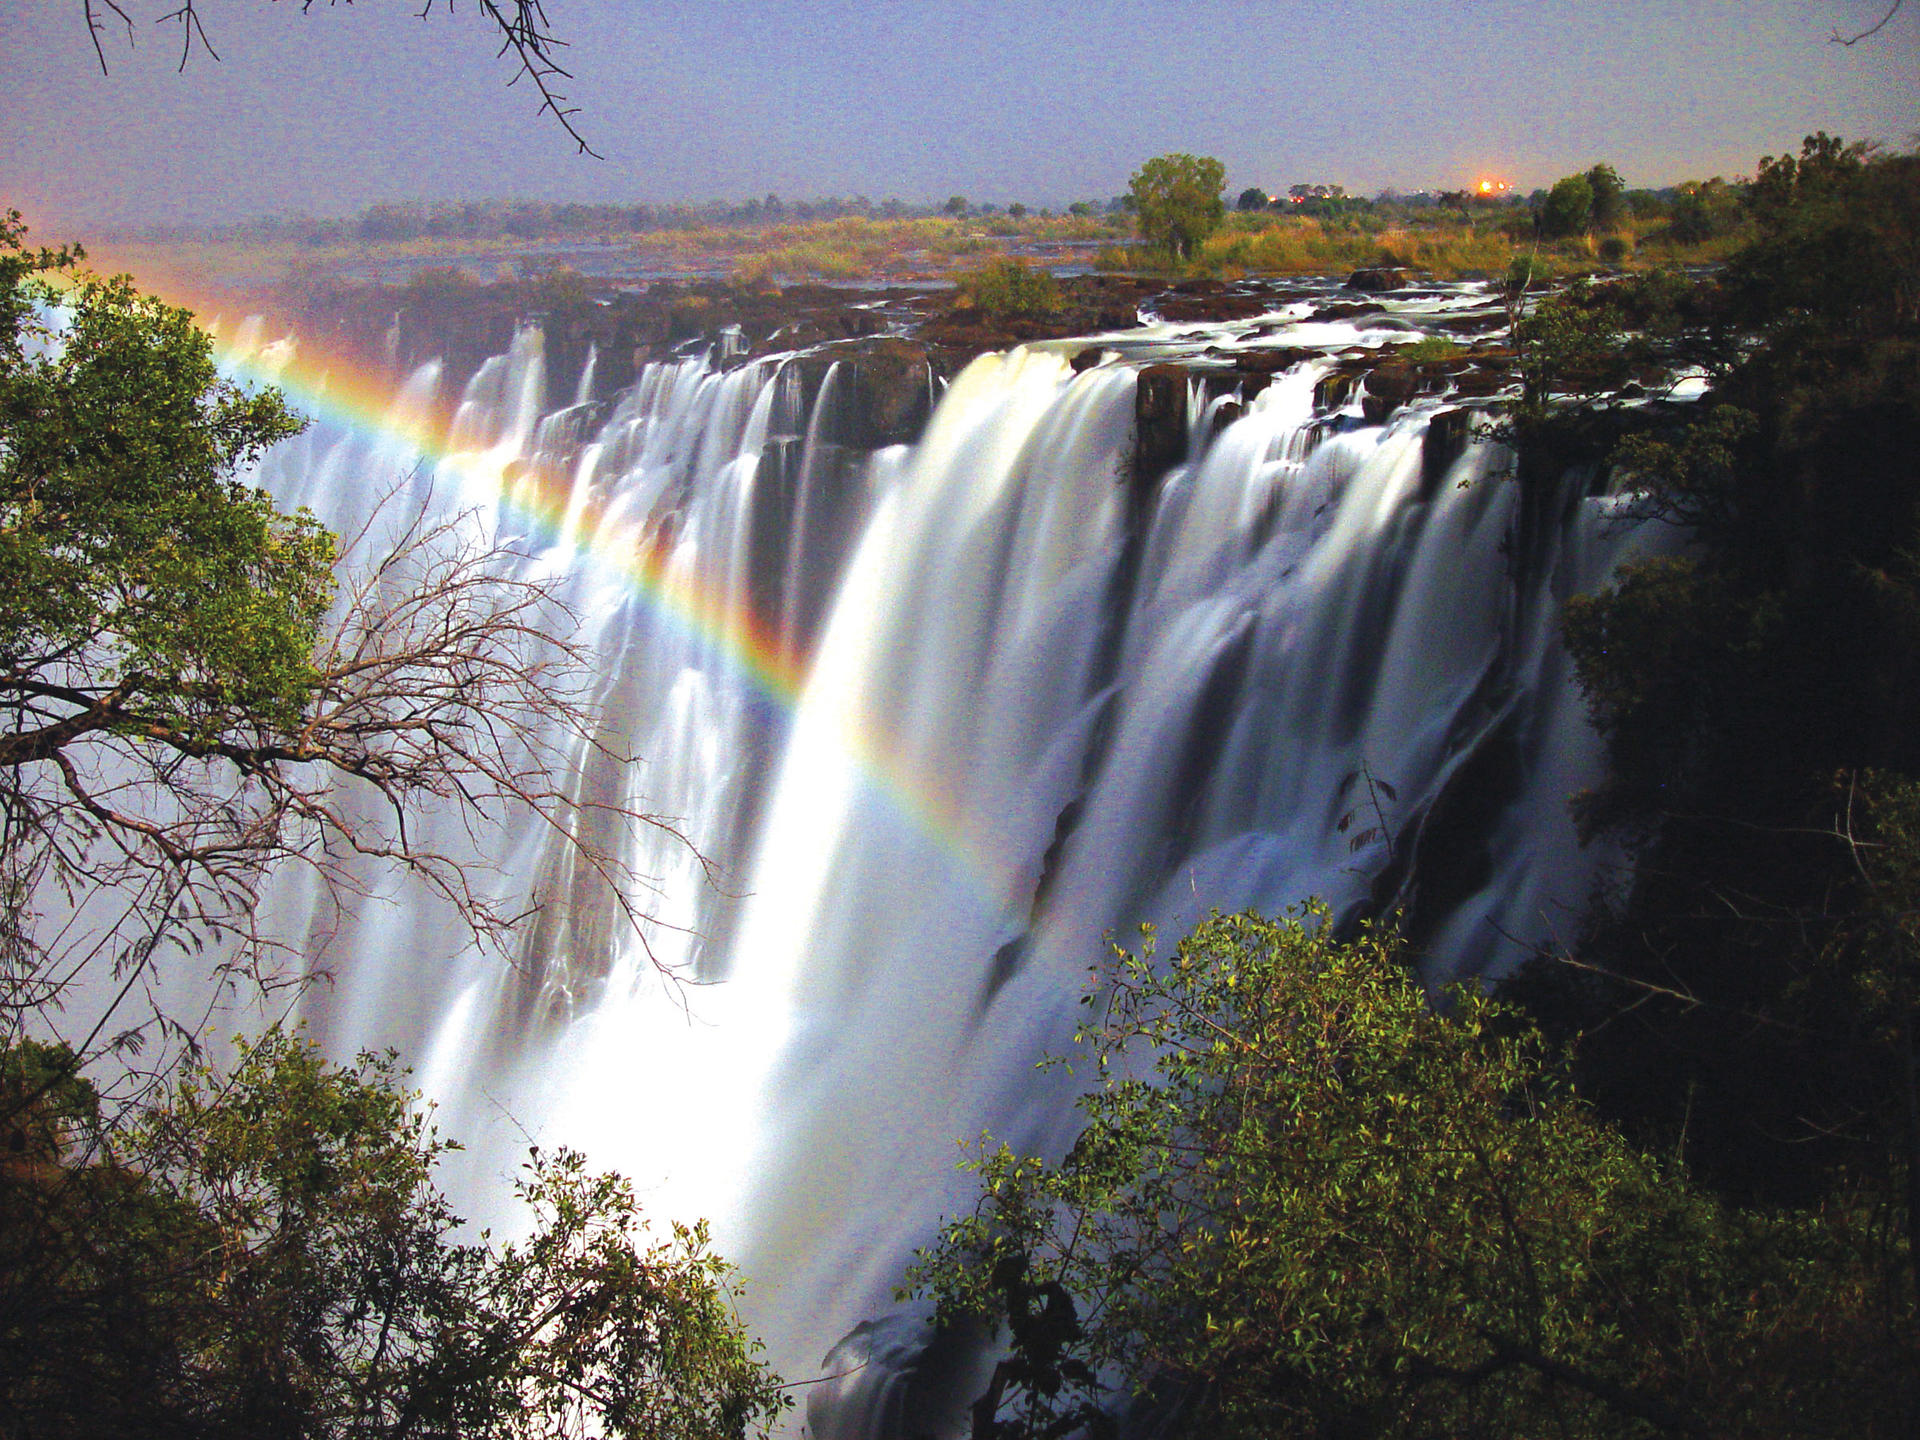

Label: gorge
[216,276,1656,1434]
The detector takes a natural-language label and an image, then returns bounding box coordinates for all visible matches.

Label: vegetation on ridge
[913,134,1920,1439]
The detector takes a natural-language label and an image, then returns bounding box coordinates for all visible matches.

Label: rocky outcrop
[1345,266,1409,292]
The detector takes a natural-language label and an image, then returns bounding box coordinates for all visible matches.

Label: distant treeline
[123,176,1748,248]
[195,194,1137,246]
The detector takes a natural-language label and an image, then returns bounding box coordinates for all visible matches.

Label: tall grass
[1185,219,1519,279]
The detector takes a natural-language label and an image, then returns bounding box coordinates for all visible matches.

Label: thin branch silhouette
[1832,0,1904,44]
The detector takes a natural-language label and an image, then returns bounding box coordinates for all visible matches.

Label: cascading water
[219,288,1652,1437]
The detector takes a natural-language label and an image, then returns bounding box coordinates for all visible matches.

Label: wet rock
[1360,363,1421,424]
[1231,346,1309,376]
[1310,299,1387,321]
[1345,266,1409,292]
[1421,408,1472,498]
[1211,399,1246,436]
[1453,369,1508,398]
[1315,370,1359,410]
[1153,291,1277,322]
[1136,363,1190,482]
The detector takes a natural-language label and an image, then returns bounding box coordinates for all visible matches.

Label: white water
[224,293,1647,1434]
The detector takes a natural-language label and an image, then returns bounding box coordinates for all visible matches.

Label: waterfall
[221,290,1650,1435]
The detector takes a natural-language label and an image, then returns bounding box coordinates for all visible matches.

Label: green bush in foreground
[909,909,1906,1440]
[0,1029,787,1440]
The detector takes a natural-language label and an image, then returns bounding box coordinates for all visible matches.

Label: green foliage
[1400,335,1466,362]
[1127,154,1228,261]
[519,260,593,313]
[1539,173,1595,238]
[0,211,334,738]
[1664,191,1715,243]
[1234,186,1269,214]
[954,258,1061,319]
[0,1028,788,1439]
[1586,164,1626,231]
[1520,142,1920,1338]
[1503,251,1552,295]
[1726,135,1918,331]
[910,910,1896,1439]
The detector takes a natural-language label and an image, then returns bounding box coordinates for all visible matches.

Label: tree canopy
[1127,154,1227,261]
[1,1028,788,1438]
[909,911,1893,1439]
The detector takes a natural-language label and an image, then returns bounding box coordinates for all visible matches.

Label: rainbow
[79,247,1013,914]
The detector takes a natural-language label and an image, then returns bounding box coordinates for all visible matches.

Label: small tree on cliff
[1127,154,1227,261]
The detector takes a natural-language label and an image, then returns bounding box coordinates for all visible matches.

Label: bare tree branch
[1833,0,1904,44]
[156,0,220,69]
[82,0,134,74]
[2,481,696,1077]
[79,0,600,155]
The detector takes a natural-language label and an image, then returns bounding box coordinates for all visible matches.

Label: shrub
[954,258,1060,318]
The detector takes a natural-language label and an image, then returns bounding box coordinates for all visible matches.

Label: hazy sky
[3,0,1916,232]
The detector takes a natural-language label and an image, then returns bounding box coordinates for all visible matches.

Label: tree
[1832,0,1905,44]
[0,216,784,1438]
[0,215,677,1084]
[1585,163,1626,230]
[1538,172,1594,238]
[1126,154,1227,261]
[82,0,600,155]
[910,909,1897,1439]
[1,1027,789,1437]
[1234,186,1269,213]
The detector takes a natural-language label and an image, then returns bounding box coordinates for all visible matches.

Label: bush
[909,910,1900,1440]
[1666,191,1716,243]
[1505,251,1554,294]
[954,258,1060,318]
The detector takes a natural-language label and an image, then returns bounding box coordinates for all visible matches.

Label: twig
[1832,0,1904,44]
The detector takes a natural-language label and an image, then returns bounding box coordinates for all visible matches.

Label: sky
[2,0,1916,234]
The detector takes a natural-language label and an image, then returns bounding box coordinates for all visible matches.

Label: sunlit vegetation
[103,161,1789,297]
[952,257,1061,318]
